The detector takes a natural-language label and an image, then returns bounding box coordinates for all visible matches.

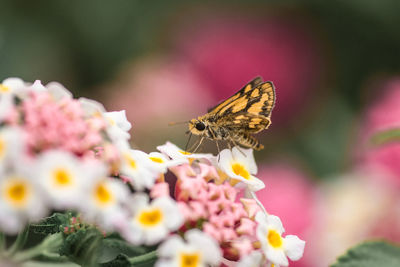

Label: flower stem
[128,250,157,265]
[0,232,5,252]
[12,232,64,262]
[6,226,29,256]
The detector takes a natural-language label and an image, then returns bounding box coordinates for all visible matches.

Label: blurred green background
[1,0,400,178]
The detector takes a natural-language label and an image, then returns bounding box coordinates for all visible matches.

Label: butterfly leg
[192,136,205,153]
[226,132,246,156]
[184,132,193,153]
[187,137,200,152]
[227,141,232,150]
[208,128,221,161]
[215,140,221,161]
[229,137,246,157]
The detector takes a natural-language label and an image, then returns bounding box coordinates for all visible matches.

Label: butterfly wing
[207,80,275,124]
[207,76,264,114]
[218,112,271,133]
[246,81,275,118]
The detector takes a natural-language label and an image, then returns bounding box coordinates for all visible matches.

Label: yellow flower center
[0,84,10,93]
[95,182,114,206]
[137,208,163,227]
[232,163,250,180]
[4,178,31,208]
[268,229,283,248]
[179,150,191,155]
[149,156,164,163]
[108,118,116,126]
[53,168,73,186]
[179,252,201,267]
[124,154,137,169]
[0,137,6,159]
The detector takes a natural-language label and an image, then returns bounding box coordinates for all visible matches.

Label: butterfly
[187,76,276,152]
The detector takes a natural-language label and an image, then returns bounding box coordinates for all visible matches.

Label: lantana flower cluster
[0,78,305,266]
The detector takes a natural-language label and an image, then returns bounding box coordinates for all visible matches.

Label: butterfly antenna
[168,121,189,126]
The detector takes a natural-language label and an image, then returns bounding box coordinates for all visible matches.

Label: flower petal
[232,147,257,174]
[186,229,221,265]
[157,235,185,258]
[266,215,285,234]
[265,247,288,267]
[284,235,305,261]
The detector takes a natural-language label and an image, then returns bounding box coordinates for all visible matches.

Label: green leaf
[99,238,148,263]
[101,254,131,267]
[59,228,103,266]
[30,213,71,235]
[331,241,400,267]
[370,128,400,146]
[22,261,79,267]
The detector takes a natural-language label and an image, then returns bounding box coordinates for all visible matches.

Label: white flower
[148,152,185,174]
[79,97,106,117]
[0,78,26,120]
[36,150,95,209]
[122,194,183,245]
[120,149,158,191]
[0,127,24,173]
[157,141,215,163]
[0,95,13,122]
[156,229,221,267]
[218,147,264,192]
[256,212,305,267]
[80,176,130,231]
[0,164,47,234]
[237,251,265,267]
[0,77,28,98]
[45,81,73,100]
[29,80,47,92]
[104,110,132,141]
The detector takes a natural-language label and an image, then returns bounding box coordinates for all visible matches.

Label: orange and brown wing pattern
[207,77,263,114]
[205,80,275,121]
[218,112,271,133]
[246,81,275,118]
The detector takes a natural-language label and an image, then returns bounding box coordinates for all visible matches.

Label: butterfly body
[188,77,276,151]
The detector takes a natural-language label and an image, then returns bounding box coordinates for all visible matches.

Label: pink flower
[361,144,400,188]
[150,182,170,198]
[22,91,105,158]
[172,162,260,262]
[361,78,400,136]
[174,13,324,125]
[236,218,256,236]
[357,78,400,187]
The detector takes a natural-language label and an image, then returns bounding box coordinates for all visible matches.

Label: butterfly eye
[195,121,206,131]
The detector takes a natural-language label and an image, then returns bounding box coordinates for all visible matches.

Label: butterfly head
[188,118,207,135]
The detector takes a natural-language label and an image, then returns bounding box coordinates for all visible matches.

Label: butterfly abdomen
[235,133,264,151]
